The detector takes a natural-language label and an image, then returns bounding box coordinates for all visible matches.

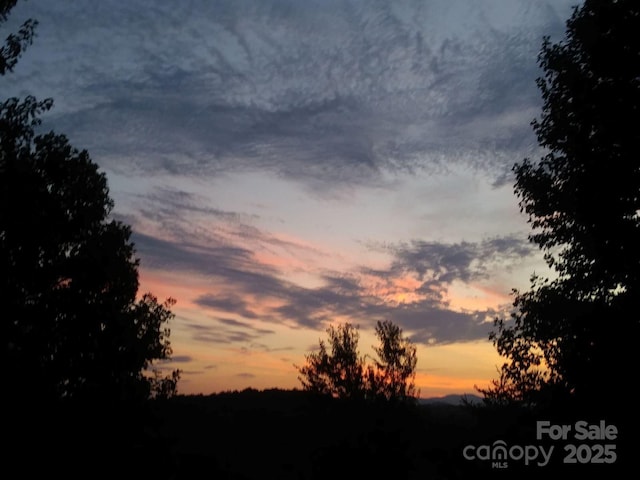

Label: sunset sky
[4,0,579,397]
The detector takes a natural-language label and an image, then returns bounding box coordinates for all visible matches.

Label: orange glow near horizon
[414,372,489,398]
[136,251,509,399]
[168,332,504,398]
[176,357,499,398]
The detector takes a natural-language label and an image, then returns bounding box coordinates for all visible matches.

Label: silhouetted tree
[297,322,366,400]
[297,320,418,403]
[0,0,180,406]
[482,0,640,409]
[366,320,418,402]
[0,0,36,75]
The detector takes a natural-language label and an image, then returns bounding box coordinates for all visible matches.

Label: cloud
[126,188,326,272]
[183,320,274,345]
[131,231,278,285]
[196,296,261,321]
[4,0,575,191]
[164,355,193,364]
[377,235,536,283]
[178,314,276,346]
[135,187,257,223]
[140,225,532,344]
[216,317,275,335]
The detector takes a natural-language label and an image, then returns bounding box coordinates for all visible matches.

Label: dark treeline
[141,388,628,479]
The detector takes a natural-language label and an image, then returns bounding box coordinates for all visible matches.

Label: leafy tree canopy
[367,320,419,402]
[482,0,640,410]
[297,320,418,403]
[1,0,179,406]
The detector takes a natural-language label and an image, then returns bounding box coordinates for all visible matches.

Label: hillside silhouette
[141,388,629,479]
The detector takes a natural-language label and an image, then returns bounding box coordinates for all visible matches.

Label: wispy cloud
[377,235,536,283]
[136,224,533,344]
[164,355,193,364]
[5,0,574,191]
[183,318,275,345]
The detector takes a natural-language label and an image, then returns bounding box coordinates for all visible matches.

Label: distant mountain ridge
[418,393,483,405]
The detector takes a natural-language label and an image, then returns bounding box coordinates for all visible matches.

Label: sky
[3,0,580,398]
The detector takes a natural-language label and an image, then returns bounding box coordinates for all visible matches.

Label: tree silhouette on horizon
[297,320,418,403]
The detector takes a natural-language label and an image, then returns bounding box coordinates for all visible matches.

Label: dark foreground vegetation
[11,388,625,480]
[7,388,634,479]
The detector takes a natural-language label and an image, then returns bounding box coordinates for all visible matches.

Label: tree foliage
[1,1,179,405]
[367,320,418,402]
[0,0,36,75]
[482,0,640,408]
[297,322,365,400]
[297,320,418,403]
